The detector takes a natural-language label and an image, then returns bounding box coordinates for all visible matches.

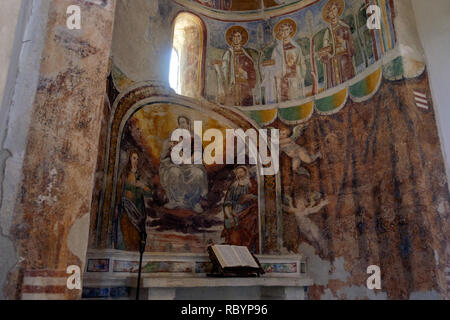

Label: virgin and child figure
[159,116,209,213]
[262,18,307,104]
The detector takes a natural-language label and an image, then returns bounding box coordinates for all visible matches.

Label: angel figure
[278,124,322,176]
[283,194,328,250]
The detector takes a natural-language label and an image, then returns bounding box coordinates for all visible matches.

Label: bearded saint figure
[222,166,259,252]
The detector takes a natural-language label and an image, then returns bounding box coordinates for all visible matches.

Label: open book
[209,245,259,269]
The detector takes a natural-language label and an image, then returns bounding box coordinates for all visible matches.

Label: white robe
[264,40,306,103]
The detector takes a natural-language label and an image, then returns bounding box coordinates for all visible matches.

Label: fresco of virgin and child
[110,104,260,253]
[159,116,208,213]
[262,18,307,104]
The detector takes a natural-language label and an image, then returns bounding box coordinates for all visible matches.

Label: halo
[233,165,249,175]
[226,26,249,46]
[322,0,345,24]
[274,18,297,40]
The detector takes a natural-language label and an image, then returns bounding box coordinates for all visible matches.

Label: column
[2,0,116,299]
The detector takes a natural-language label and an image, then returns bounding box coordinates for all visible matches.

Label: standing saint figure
[159,116,208,213]
[222,166,259,252]
[319,0,356,89]
[115,150,152,251]
[219,26,257,106]
[265,18,307,103]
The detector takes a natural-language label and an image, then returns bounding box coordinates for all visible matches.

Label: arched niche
[171,12,207,99]
[94,83,282,255]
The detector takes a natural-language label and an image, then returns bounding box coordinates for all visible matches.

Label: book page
[232,246,259,268]
[212,245,240,267]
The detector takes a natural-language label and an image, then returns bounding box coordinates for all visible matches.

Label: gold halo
[322,0,345,24]
[274,18,297,40]
[226,26,249,46]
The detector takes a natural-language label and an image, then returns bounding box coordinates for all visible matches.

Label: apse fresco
[202,0,396,106]
[111,104,260,253]
[85,0,450,300]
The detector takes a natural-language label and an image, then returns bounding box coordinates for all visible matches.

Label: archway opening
[169,48,180,93]
[170,12,206,98]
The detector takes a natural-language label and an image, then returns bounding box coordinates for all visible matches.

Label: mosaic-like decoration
[113,260,193,273]
[82,287,130,299]
[86,259,110,272]
[261,262,298,273]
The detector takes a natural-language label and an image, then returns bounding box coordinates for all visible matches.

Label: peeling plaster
[301,243,389,300]
[300,243,332,286]
[320,289,338,300]
[300,243,350,286]
[330,257,351,282]
[0,0,50,235]
[0,0,51,297]
[35,168,58,206]
[0,151,15,299]
[409,290,443,300]
[67,214,90,270]
[321,285,388,301]
[0,149,12,226]
[437,199,446,216]
[433,250,439,266]
[335,285,387,300]
[0,234,16,300]
[112,0,175,83]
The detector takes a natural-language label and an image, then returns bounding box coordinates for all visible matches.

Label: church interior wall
[85,0,449,300]
[0,0,448,300]
[412,0,450,183]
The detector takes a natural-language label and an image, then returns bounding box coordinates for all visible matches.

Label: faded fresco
[172,12,205,98]
[200,0,396,106]
[212,26,257,106]
[85,0,450,300]
[110,103,260,253]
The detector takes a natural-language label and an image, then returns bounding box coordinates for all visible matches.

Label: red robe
[320,21,356,89]
[221,179,259,253]
[224,48,257,106]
